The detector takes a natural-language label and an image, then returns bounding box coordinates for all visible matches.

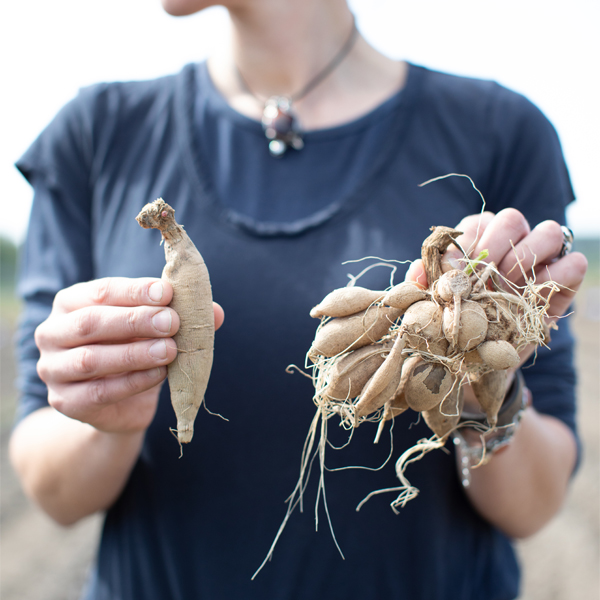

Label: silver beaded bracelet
[453,370,529,487]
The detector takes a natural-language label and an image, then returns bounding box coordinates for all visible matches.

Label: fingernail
[152,310,172,333]
[442,255,462,270]
[444,249,463,261]
[149,340,167,359]
[148,282,163,302]
[441,250,465,273]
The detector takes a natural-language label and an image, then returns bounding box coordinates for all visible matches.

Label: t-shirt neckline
[197,61,408,141]
[175,61,424,238]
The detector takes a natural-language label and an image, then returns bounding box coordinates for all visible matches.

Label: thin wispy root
[251,399,350,580]
[356,435,445,512]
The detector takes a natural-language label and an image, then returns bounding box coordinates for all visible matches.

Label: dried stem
[421,226,463,285]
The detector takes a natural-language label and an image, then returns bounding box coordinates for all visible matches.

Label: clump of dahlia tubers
[254,223,557,577]
[301,225,556,512]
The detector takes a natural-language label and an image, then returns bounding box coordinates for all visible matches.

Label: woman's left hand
[407,208,588,328]
[406,208,587,537]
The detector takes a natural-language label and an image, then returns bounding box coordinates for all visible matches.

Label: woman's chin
[160,0,214,17]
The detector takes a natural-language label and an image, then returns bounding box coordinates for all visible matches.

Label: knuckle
[88,379,109,406]
[53,281,82,310]
[126,281,140,306]
[123,371,144,396]
[73,308,98,339]
[47,389,67,413]
[74,347,97,376]
[91,278,113,305]
[36,356,50,383]
[457,211,494,232]
[34,321,49,348]
[52,288,66,310]
[499,208,530,237]
[92,277,143,307]
[121,343,139,370]
[124,308,139,336]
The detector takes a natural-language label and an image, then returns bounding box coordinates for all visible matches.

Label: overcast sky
[2,0,599,244]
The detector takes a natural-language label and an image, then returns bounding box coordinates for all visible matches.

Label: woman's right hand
[34,277,182,435]
[12,277,220,525]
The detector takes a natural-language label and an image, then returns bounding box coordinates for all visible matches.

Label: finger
[48,367,167,419]
[453,211,496,255]
[498,220,564,284]
[214,302,225,331]
[441,212,495,271]
[471,208,530,272]
[53,277,174,314]
[532,251,588,319]
[38,338,179,384]
[405,259,428,287]
[36,305,180,349]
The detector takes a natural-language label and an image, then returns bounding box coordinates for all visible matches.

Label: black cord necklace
[236,18,359,157]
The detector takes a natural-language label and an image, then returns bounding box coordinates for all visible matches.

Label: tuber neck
[160,222,184,243]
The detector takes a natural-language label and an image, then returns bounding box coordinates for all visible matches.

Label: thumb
[405,259,428,288]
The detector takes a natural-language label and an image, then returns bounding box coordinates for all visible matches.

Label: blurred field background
[1,236,598,600]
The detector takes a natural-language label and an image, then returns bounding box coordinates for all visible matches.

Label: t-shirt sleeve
[14,90,97,423]
[484,83,575,226]
[482,84,578,439]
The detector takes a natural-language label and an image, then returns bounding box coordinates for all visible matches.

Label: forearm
[460,406,577,538]
[9,407,144,526]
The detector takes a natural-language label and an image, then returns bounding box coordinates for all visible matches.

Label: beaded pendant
[261,96,304,157]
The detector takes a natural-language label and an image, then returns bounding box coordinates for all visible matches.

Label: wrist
[454,369,531,486]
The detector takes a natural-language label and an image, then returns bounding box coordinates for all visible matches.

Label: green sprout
[465,249,489,275]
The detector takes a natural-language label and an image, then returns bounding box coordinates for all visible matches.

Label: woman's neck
[229,0,354,97]
[207,0,407,130]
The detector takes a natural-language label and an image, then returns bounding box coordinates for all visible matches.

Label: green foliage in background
[574,238,600,286]
[1,237,17,288]
[1,236,20,321]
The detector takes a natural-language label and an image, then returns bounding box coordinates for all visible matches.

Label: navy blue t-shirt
[16,61,577,600]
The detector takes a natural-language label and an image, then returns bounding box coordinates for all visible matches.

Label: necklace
[236,18,359,157]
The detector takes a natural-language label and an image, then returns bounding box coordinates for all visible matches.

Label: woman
[10,0,587,598]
